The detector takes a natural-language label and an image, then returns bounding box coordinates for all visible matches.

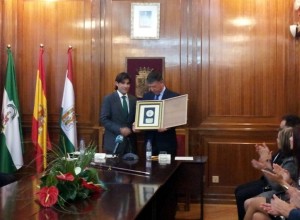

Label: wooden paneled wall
[1,0,300,203]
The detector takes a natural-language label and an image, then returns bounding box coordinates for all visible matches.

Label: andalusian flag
[59,47,77,153]
[32,46,51,173]
[0,47,24,173]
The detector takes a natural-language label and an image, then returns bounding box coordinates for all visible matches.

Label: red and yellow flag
[32,46,51,173]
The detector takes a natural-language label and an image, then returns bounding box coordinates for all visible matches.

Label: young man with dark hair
[100,72,137,155]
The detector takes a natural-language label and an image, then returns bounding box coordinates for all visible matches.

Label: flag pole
[32,43,51,173]
[0,43,24,173]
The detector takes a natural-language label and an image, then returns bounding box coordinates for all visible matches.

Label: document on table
[174,156,194,161]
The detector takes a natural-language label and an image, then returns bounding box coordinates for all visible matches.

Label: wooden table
[176,156,208,220]
[0,156,207,220]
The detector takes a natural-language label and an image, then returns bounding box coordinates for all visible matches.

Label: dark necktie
[122,96,128,117]
[154,94,160,100]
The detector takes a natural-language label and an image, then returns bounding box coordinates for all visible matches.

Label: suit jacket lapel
[128,95,136,114]
[113,92,123,112]
[161,89,169,99]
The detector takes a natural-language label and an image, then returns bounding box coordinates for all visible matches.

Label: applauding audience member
[235,115,300,220]
[251,126,300,220]
[243,127,298,220]
[257,185,300,219]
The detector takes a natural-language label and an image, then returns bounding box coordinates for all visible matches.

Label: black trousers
[235,177,268,220]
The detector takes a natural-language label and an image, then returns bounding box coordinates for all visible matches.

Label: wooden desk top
[0,156,207,219]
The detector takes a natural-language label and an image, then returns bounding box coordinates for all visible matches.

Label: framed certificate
[135,94,188,130]
[135,101,163,129]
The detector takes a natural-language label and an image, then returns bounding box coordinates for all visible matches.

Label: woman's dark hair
[114,72,131,90]
[292,126,300,169]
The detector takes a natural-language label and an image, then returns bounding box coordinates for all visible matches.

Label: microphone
[112,135,124,155]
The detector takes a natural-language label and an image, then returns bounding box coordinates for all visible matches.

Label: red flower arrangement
[38,186,59,207]
[81,179,103,193]
[38,146,106,208]
[56,172,75,182]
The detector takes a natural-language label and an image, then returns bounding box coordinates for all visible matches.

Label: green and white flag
[0,47,24,173]
[59,47,77,153]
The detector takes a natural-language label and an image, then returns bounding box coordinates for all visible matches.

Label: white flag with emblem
[59,47,77,153]
[0,47,23,173]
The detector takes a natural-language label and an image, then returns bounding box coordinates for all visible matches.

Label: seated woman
[243,127,298,220]
[258,171,300,220]
[235,115,300,220]
[251,126,300,220]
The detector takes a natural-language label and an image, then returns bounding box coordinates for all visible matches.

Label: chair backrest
[176,128,189,156]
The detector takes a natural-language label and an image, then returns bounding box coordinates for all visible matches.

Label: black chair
[0,173,17,187]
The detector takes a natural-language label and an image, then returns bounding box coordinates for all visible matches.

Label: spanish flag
[32,46,51,173]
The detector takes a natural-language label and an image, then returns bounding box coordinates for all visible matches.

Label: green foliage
[39,141,106,207]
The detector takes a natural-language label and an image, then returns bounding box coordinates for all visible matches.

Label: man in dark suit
[142,71,179,157]
[234,114,300,220]
[100,72,137,155]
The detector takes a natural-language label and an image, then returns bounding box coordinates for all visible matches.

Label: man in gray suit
[100,72,137,155]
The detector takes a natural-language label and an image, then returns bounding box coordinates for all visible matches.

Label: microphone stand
[122,137,139,161]
[112,135,124,156]
[112,142,120,156]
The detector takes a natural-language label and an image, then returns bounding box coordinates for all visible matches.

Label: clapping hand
[261,164,292,186]
[255,143,272,163]
[289,187,300,209]
[251,143,272,170]
[251,159,265,170]
[272,164,291,183]
[261,194,295,217]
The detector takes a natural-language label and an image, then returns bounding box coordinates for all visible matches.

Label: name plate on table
[135,94,188,129]
[158,154,171,164]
